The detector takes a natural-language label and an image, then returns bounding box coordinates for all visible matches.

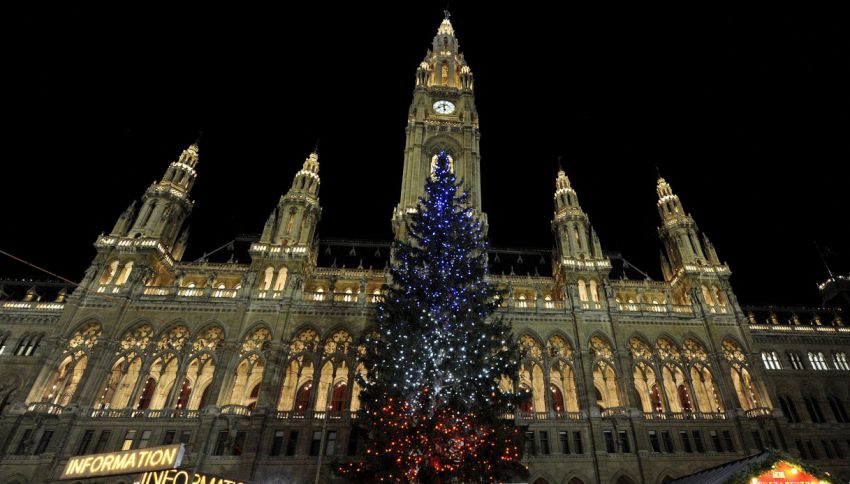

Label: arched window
[246,383,261,411]
[517,294,527,308]
[519,385,533,413]
[343,287,353,302]
[115,261,134,286]
[589,279,599,302]
[261,266,274,291]
[99,260,120,285]
[430,153,455,174]
[174,379,191,410]
[573,225,582,248]
[137,377,157,410]
[577,280,588,302]
[650,384,664,413]
[273,267,288,292]
[314,287,325,301]
[294,381,313,412]
[678,384,693,413]
[701,285,714,306]
[331,382,348,413]
[550,384,565,412]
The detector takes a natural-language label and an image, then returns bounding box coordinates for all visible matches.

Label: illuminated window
[833,352,850,371]
[430,153,455,174]
[761,351,781,370]
[122,430,136,450]
[788,352,804,370]
[808,352,829,371]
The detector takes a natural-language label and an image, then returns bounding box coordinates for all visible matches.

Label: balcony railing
[745,407,773,418]
[88,408,200,418]
[273,410,356,420]
[600,407,628,418]
[642,411,727,421]
[2,301,65,311]
[219,404,253,417]
[26,402,64,415]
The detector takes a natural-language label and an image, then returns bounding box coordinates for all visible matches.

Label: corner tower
[393,11,483,238]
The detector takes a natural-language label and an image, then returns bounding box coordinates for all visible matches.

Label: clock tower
[393,11,485,239]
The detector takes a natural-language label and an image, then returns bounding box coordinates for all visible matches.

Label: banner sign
[60,444,184,480]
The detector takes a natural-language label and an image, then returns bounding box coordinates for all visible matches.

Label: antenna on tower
[557,155,563,172]
[313,137,320,154]
[814,241,835,279]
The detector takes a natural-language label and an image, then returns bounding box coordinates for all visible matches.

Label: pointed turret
[551,167,611,292]
[102,141,198,252]
[259,151,321,246]
[656,174,709,267]
[655,173,733,310]
[249,150,323,299]
[118,142,199,250]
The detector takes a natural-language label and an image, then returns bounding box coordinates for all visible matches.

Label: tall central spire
[394,12,483,239]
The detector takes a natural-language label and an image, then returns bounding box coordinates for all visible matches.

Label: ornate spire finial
[444,6,451,19]
[654,164,662,181]
[557,155,563,172]
[313,137,320,155]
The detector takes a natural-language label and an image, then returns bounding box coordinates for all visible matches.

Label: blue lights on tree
[339,152,527,482]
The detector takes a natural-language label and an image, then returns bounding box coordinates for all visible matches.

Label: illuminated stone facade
[1,14,849,484]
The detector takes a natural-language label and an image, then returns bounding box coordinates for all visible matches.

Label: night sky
[3,5,848,307]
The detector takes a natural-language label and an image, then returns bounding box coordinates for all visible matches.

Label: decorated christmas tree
[339,152,527,482]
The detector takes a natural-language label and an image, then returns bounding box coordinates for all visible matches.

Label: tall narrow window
[286,431,299,456]
[35,430,54,455]
[603,430,615,453]
[550,384,565,412]
[138,430,151,449]
[331,382,348,413]
[661,431,675,453]
[788,352,804,370]
[122,430,137,451]
[680,431,692,453]
[213,431,228,456]
[175,379,191,410]
[539,431,550,455]
[722,431,735,452]
[325,430,337,456]
[709,430,722,452]
[137,377,156,410]
[294,381,313,413]
[833,353,850,370]
[270,430,285,456]
[232,431,246,456]
[93,430,111,453]
[648,430,661,453]
[692,430,705,453]
[310,431,322,456]
[573,431,583,454]
[77,430,95,455]
[618,430,630,453]
[559,431,570,454]
[15,429,32,455]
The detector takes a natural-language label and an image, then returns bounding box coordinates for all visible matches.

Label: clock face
[433,100,455,114]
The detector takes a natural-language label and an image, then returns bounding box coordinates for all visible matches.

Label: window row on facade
[27,321,777,423]
[761,350,850,371]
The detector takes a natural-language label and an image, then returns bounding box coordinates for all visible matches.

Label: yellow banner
[60,444,184,480]
[137,469,246,484]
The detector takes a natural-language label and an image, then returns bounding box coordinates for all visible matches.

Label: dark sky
[3,4,848,307]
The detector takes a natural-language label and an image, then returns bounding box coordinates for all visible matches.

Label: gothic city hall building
[1,15,848,484]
